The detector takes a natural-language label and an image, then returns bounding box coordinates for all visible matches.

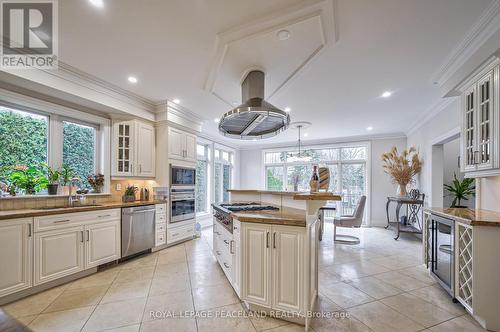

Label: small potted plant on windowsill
[42,163,61,195]
[122,185,138,202]
[87,173,104,193]
[60,164,76,195]
[9,164,48,195]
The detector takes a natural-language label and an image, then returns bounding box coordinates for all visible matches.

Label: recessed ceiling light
[304,133,309,137]
[214,118,220,123]
[277,29,291,41]
[173,99,180,104]
[381,91,392,98]
[284,107,291,113]
[127,76,138,84]
[366,126,373,131]
[89,0,104,7]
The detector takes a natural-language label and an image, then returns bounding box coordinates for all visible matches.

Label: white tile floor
[1,222,487,332]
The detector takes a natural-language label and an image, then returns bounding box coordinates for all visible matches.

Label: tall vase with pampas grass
[382,146,422,197]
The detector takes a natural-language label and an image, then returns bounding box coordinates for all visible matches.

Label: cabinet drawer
[156,230,166,246]
[156,204,167,214]
[34,209,120,232]
[156,213,167,224]
[156,222,166,232]
[167,224,194,244]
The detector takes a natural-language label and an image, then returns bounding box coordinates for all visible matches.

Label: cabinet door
[113,121,135,176]
[232,219,241,297]
[241,223,271,307]
[476,71,494,170]
[184,133,197,162]
[272,225,303,312]
[85,221,121,269]
[0,218,32,297]
[136,122,156,177]
[34,226,84,285]
[168,127,185,160]
[463,85,477,171]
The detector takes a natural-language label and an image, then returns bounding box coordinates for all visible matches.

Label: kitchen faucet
[68,177,82,207]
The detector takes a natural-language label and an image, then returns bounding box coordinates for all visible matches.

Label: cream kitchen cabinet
[0,218,33,297]
[168,127,197,163]
[34,209,121,285]
[112,120,155,177]
[240,222,304,312]
[460,58,500,177]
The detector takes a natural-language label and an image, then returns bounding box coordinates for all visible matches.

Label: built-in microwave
[170,165,196,187]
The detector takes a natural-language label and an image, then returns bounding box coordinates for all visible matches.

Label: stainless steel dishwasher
[121,205,156,258]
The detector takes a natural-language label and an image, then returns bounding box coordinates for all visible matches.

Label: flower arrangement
[87,173,105,193]
[382,146,422,196]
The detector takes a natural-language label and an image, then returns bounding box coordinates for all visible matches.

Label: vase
[397,184,408,197]
[92,186,103,194]
[47,184,59,195]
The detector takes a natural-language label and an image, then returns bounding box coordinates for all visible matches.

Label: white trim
[431,127,461,145]
[431,0,500,87]
[406,97,457,136]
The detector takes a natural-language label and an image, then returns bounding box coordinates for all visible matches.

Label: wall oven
[429,214,455,297]
[170,164,196,187]
[170,188,195,223]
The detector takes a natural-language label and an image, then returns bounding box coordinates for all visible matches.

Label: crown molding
[431,0,500,88]
[155,100,205,133]
[405,97,457,137]
[237,132,407,151]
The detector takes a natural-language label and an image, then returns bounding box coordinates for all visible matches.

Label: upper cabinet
[168,127,197,163]
[112,120,155,177]
[460,59,500,177]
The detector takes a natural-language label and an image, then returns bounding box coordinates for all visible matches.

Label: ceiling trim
[431,0,500,88]
[203,0,338,106]
[405,97,457,137]
[237,132,407,151]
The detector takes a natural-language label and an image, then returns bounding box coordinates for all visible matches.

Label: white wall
[443,138,475,208]
[479,176,500,212]
[406,98,461,207]
[237,137,407,227]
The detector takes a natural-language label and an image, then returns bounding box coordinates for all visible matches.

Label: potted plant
[382,146,422,197]
[42,163,61,195]
[87,173,104,193]
[9,164,48,195]
[60,164,76,195]
[0,166,16,196]
[122,185,138,202]
[444,173,475,208]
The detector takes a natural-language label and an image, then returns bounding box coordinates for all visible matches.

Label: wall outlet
[116,183,122,191]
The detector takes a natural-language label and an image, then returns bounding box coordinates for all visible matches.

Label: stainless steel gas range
[212,202,279,233]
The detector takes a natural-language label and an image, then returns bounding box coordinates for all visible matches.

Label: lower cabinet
[0,218,33,297]
[86,221,121,269]
[241,223,304,312]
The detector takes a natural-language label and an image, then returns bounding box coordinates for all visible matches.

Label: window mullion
[49,115,63,169]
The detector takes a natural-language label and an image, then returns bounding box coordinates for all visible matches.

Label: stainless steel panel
[121,205,156,257]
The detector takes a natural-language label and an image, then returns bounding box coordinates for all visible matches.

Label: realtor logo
[1,0,58,69]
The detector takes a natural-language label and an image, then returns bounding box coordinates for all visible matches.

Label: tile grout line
[185,242,200,332]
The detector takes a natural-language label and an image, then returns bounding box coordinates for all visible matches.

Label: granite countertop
[426,207,500,227]
[230,206,307,227]
[0,200,168,221]
[227,189,342,201]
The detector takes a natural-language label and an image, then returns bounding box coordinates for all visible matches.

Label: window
[196,143,210,214]
[214,148,233,203]
[63,121,96,189]
[264,144,368,218]
[0,106,48,170]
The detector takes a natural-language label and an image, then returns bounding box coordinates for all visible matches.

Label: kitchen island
[212,190,341,330]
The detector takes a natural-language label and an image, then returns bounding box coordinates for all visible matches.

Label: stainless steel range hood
[218,70,290,140]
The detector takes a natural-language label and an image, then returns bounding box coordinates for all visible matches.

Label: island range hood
[218,70,290,140]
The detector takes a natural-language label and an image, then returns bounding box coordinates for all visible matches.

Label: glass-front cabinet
[460,58,499,177]
[117,122,133,175]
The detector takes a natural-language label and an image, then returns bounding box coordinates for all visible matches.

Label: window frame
[196,142,210,216]
[0,88,111,195]
[262,141,371,224]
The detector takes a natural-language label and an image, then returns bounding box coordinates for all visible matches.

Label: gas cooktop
[219,203,279,212]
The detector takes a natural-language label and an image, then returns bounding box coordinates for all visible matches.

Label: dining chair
[333,196,366,244]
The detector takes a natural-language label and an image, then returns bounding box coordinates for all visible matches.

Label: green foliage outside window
[63,121,96,189]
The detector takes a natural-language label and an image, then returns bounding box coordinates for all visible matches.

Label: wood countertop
[228,189,342,201]
[0,200,167,221]
[230,206,307,227]
[426,207,500,227]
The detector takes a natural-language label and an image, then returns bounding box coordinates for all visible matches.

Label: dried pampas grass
[382,146,422,187]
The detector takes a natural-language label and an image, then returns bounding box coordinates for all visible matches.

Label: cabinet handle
[54,219,70,224]
[216,250,221,256]
[98,214,111,218]
[28,224,32,237]
[223,262,230,268]
[266,232,269,248]
[474,151,479,165]
[86,230,90,242]
[80,231,84,243]
[273,232,276,249]
[223,239,229,245]
[130,163,133,173]
[140,164,142,173]
[230,240,234,254]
